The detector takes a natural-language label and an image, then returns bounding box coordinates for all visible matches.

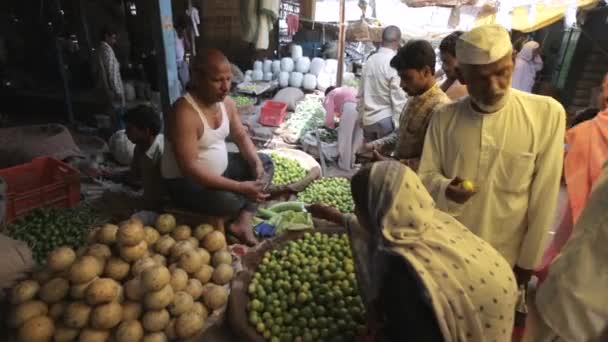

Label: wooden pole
[336,0,346,86]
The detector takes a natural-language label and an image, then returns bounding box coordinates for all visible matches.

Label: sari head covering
[346,161,517,342]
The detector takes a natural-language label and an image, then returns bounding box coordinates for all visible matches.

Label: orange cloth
[564,109,608,224]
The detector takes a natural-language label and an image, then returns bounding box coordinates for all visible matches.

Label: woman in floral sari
[309,161,517,341]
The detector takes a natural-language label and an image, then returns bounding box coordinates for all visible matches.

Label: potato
[187,237,199,248]
[48,247,77,272]
[143,332,168,342]
[118,221,146,246]
[170,241,194,262]
[184,279,203,300]
[142,265,171,292]
[54,324,79,342]
[130,216,145,227]
[124,277,143,301]
[19,315,54,342]
[91,301,122,329]
[70,276,97,300]
[40,277,69,303]
[104,257,131,280]
[151,254,167,266]
[194,224,214,240]
[193,264,214,284]
[86,278,120,305]
[154,235,176,256]
[212,264,234,285]
[172,225,192,241]
[69,256,103,284]
[142,309,170,332]
[64,302,91,329]
[86,244,113,260]
[9,300,48,328]
[87,226,101,244]
[78,329,110,342]
[191,302,209,320]
[11,280,40,304]
[120,240,148,262]
[144,226,161,245]
[168,291,194,316]
[144,284,174,310]
[32,268,55,284]
[179,250,203,273]
[122,301,143,321]
[131,257,158,277]
[164,319,176,340]
[116,320,144,342]
[155,214,176,234]
[49,301,67,320]
[198,248,211,265]
[202,231,226,252]
[204,285,229,310]
[170,268,188,291]
[97,224,119,244]
[212,250,232,267]
[175,312,204,338]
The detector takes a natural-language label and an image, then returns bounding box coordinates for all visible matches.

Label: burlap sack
[228,224,345,341]
[0,234,35,298]
[346,20,371,42]
[0,124,82,169]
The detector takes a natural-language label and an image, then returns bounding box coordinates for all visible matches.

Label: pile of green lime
[248,233,365,342]
[298,177,354,213]
[270,153,307,186]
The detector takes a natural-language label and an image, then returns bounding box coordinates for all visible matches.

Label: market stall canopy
[313,0,599,40]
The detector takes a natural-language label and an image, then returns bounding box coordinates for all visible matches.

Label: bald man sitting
[161,49,273,245]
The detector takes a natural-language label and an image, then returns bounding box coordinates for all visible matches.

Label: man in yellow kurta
[418,25,565,286]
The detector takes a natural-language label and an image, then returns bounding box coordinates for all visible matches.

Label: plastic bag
[280,57,295,72]
[109,129,135,165]
[295,57,311,74]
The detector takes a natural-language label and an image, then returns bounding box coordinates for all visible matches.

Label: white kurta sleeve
[517,104,565,269]
[418,110,456,213]
[388,69,406,118]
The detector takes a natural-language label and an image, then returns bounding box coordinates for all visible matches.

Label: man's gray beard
[471,90,511,113]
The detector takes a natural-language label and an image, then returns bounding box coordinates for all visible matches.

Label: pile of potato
[8,214,234,342]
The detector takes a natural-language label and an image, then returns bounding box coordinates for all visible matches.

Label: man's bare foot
[227,210,259,246]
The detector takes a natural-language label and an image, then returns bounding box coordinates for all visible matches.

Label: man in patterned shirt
[361,40,450,171]
[96,27,125,129]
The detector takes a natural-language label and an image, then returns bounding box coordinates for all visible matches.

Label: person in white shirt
[524,162,608,342]
[418,25,565,288]
[512,41,543,93]
[439,31,468,100]
[96,27,125,129]
[357,26,406,142]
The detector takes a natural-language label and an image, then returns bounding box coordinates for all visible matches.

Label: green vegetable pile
[248,232,365,342]
[298,177,354,213]
[282,95,325,140]
[269,153,307,186]
[318,127,338,143]
[234,95,253,106]
[6,205,105,264]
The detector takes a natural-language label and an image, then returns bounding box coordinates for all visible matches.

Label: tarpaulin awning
[475,0,599,33]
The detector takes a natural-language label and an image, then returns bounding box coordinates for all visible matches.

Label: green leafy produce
[233,95,253,106]
[248,232,365,342]
[282,95,325,140]
[270,153,307,186]
[7,205,105,264]
[317,127,338,144]
[298,177,354,213]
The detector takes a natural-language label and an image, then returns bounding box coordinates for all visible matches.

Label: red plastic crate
[0,157,80,223]
[259,100,288,127]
